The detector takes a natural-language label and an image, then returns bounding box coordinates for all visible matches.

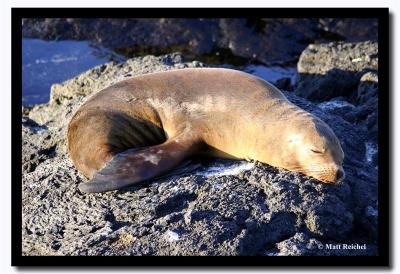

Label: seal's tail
[78,134,202,193]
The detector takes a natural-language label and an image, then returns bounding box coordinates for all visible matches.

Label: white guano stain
[212,182,224,189]
[195,161,255,178]
[166,230,180,242]
[318,100,355,111]
[351,57,363,63]
[364,142,378,163]
[365,206,378,217]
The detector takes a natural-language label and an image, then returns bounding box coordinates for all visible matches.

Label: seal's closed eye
[310,149,324,154]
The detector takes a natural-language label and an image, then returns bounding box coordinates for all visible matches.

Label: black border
[12,8,390,267]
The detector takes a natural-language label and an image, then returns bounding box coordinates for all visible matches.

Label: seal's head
[269,117,345,184]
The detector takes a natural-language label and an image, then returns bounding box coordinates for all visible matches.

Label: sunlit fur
[69,68,346,193]
[256,112,345,184]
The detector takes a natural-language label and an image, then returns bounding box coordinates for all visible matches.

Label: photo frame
[13,7,390,267]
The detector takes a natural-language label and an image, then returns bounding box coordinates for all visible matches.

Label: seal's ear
[78,134,202,193]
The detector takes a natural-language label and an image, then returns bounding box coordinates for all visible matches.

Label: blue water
[22,39,123,106]
[22,39,297,106]
[244,65,297,86]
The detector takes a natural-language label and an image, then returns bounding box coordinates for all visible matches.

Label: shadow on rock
[21,52,379,256]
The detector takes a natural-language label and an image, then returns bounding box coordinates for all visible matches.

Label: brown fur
[68,68,345,193]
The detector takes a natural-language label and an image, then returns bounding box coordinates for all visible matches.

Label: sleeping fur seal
[67,68,345,193]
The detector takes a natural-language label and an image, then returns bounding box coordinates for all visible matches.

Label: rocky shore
[22,18,378,65]
[22,41,379,256]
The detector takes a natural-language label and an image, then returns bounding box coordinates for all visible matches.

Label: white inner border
[1,1,398,273]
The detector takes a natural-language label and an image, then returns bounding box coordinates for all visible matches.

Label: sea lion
[67,68,345,193]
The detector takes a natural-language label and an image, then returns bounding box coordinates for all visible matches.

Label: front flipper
[78,135,202,193]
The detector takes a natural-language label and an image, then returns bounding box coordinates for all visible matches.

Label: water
[244,64,297,86]
[22,38,297,106]
[22,39,123,106]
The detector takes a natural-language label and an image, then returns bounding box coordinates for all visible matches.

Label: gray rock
[357,72,378,105]
[295,42,379,169]
[274,232,324,256]
[22,18,378,66]
[22,117,55,173]
[356,72,379,143]
[274,77,293,91]
[271,232,377,256]
[317,98,358,123]
[318,18,378,42]
[22,53,378,256]
[295,41,378,102]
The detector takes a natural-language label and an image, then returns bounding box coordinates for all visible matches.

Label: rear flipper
[78,135,202,193]
[154,160,203,180]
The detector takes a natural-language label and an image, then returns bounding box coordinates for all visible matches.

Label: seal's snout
[308,165,345,185]
[336,169,345,181]
[333,167,345,184]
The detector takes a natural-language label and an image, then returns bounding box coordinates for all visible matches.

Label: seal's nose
[336,169,345,182]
